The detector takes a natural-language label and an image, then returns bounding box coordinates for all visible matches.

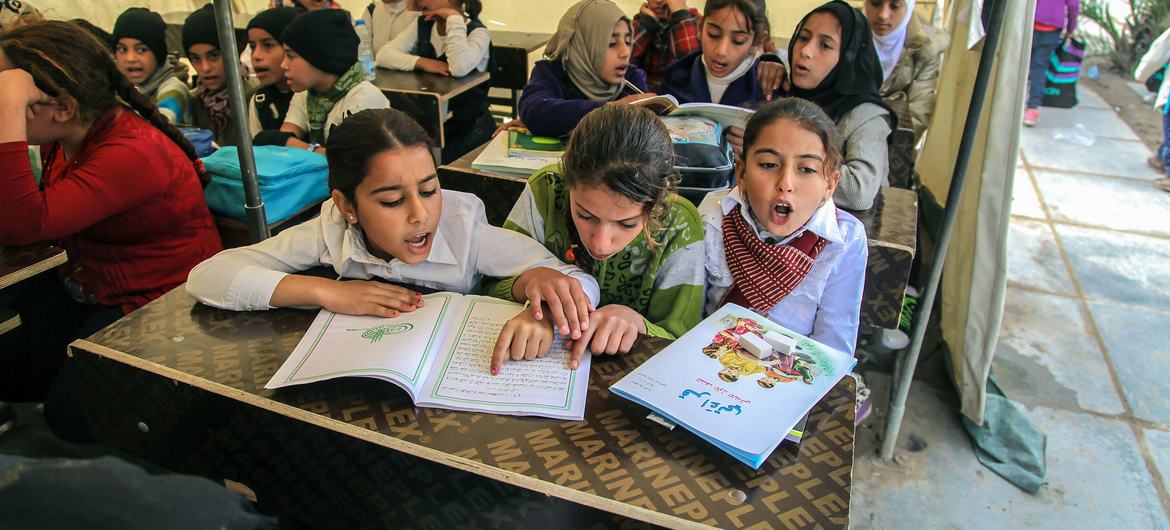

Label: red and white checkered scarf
[721,203,828,312]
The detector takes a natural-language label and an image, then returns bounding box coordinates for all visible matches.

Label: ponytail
[458,0,483,20]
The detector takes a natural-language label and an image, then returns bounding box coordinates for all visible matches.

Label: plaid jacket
[631,8,700,86]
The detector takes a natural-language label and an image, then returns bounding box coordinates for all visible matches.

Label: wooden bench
[439,143,917,330]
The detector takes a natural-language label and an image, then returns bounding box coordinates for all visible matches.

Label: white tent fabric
[915,0,1032,424]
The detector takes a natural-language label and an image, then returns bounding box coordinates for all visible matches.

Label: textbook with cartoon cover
[609,304,856,468]
[266,292,590,421]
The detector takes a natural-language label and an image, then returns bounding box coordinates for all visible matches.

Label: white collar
[719,186,845,246]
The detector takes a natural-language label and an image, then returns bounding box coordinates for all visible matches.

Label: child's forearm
[269,274,333,308]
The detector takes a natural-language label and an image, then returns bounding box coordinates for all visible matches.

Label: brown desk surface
[374,68,491,102]
[491,31,552,52]
[72,287,855,529]
[0,244,67,290]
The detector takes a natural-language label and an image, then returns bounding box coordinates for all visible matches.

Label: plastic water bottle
[354,19,376,82]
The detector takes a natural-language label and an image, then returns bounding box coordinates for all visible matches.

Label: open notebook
[266,292,590,420]
[610,304,855,468]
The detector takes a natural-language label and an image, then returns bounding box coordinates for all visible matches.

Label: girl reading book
[700,97,867,355]
[515,0,657,138]
[485,103,706,373]
[186,108,601,364]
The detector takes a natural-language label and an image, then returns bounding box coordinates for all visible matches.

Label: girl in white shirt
[700,98,868,355]
[376,0,494,163]
[364,0,421,52]
[187,108,601,364]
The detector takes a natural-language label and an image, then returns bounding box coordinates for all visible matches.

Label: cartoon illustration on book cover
[700,315,828,388]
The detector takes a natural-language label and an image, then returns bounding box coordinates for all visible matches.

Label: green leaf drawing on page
[346,323,414,344]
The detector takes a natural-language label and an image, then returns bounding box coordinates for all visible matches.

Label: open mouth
[771,200,793,224]
[405,233,431,254]
[794,64,811,75]
[709,59,730,74]
[254,66,269,75]
[614,65,628,77]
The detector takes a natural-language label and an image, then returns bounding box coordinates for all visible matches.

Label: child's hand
[664,0,689,15]
[415,58,451,76]
[492,118,526,138]
[756,61,788,100]
[513,267,592,340]
[565,304,645,369]
[316,280,424,317]
[0,69,53,114]
[725,125,745,160]
[639,3,663,19]
[491,310,554,375]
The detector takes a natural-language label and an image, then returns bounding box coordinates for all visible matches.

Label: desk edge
[0,251,67,290]
[68,338,713,530]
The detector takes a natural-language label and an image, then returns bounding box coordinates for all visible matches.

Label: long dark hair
[325,108,433,205]
[702,0,769,44]
[0,21,209,184]
[453,0,483,20]
[560,103,678,247]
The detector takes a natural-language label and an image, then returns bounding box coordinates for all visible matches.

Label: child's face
[865,0,909,36]
[333,146,443,265]
[248,28,287,88]
[738,119,839,238]
[187,44,225,90]
[417,0,454,11]
[300,0,331,9]
[599,19,632,86]
[568,183,645,261]
[701,6,756,79]
[115,38,159,86]
[281,45,329,93]
[790,12,841,90]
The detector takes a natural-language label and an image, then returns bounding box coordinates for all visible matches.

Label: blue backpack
[202,146,331,224]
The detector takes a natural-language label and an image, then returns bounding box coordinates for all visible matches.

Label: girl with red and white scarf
[700,98,868,355]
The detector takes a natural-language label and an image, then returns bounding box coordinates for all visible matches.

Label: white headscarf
[872,0,917,81]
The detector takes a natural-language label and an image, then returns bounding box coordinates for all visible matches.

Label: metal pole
[880,0,1009,462]
[212,0,269,243]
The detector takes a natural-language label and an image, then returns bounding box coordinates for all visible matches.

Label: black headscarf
[786,1,896,128]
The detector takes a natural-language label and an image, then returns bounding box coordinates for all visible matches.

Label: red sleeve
[630,13,658,67]
[668,10,701,61]
[0,139,167,245]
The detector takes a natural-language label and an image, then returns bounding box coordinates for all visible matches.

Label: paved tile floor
[851,87,1170,529]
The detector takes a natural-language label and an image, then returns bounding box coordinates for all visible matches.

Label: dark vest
[252,84,294,132]
[412,15,491,126]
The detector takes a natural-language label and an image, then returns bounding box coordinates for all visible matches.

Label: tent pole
[212,0,269,243]
[880,0,1009,462]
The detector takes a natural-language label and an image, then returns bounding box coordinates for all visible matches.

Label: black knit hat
[281,9,358,76]
[246,6,300,43]
[182,3,221,52]
[113,8,167,61]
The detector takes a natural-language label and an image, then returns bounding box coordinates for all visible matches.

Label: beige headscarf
[544,0,629,102]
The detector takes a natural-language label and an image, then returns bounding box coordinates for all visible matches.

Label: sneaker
[1023,108,1039,127]
[1150,155,1167,173]
[1157,177,1170,193]
[851,373,873,425]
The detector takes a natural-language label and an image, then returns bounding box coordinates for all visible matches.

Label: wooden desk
[0,244,67,290]
[439,143,917,329]
[0,309,19,336]
[162,11,249,59]
[374,68,491,160]
[69,287,856,529]
[489,31,551,117]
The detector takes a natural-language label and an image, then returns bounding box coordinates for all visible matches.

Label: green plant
[1080,0,1170,71]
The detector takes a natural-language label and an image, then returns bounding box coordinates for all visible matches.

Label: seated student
[186,108,600,360]
[485,104,706,373]
[245,7,300,136]
[787,0,895,211]
[253,9,390,153]
[630,0,700,87]
[865,0,946,140]
[517,0,656,138]
[376,0,494,163]
[365,0,421,52]
[700,98,867,356]
[114,8,190,125]
[659,0,784,108]
[0,21,222,415]
[184,4,254,146]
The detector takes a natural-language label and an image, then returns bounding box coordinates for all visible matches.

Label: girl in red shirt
[0,21,222,429]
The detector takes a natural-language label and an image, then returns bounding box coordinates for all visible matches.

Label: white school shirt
[363,1,421,52]
[186,190,602,311]
[699,187,868,355]
[284,81,390,143]
[375,15,491,77]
